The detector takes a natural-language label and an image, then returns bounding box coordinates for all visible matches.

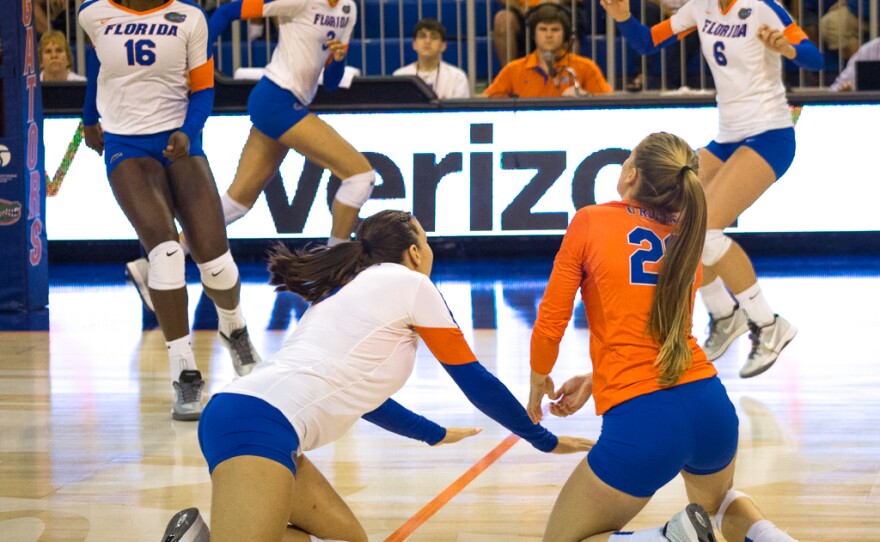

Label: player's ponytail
[631,133,707,386]
[267,210,421,303]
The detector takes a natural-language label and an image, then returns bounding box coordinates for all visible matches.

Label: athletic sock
[216,304,246,338]
[327,235,349,247]
[609,527,666,541]
[745,519,797,542]
[699,276,737,318]
[735,283,775,327]
[166,335,197,383]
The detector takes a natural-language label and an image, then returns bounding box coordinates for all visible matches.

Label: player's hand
[838,81,854,91]
[327,39,347,62]
[599,0,632,23]
[433,427,482,446]
[757,24,796,59]
[83,122,104,155]
[163,131,190,161]
[528,371,559,424]
[549,373,593,417]
[550,436,595,454]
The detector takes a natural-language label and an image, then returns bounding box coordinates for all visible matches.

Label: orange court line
[384,405,551,542]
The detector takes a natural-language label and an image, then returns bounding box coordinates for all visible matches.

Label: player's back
[574,201,714,412]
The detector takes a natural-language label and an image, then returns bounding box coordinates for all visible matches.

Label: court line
[384,405,550,542]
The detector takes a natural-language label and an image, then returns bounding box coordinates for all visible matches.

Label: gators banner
[0,0,49,313]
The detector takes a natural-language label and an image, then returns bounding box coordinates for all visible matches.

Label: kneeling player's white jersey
[659,0,807,142]
[78,0,214,136]
[238,0,356,104]
[223,263,470,452]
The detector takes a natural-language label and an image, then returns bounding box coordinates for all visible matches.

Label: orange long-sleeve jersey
[531,200,716,414]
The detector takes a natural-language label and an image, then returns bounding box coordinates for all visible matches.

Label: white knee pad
[702,229,733,266]
[221,192,249,225]
[148,241,186,290]
[334,170,375,209]
[714,489,750,531]
[197,250,240,291]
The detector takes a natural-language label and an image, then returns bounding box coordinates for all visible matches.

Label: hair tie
[359,238,372,255]
[679,165,691,177]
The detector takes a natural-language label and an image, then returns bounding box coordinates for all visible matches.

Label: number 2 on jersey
[629,227,668,285]
[124,39,156,66]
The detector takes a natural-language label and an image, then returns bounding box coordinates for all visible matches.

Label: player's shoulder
[78,0,108,19]
[754,0,792,21]
[166,0,210,24]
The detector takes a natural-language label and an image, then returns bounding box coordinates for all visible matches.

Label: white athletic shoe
[161,507,210,542]
[125,257,155,313]
[702,306,749,361]
[664,503,717,542]
[219,327,262,376]
[172,370,204,421]
[740,315,798,378]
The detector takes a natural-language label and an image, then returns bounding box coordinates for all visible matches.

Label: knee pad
[702,229,732,266]
[714,489,750,531]
[334,170,375,209]
[148,241,186,290]
[198,250,240,291]
[221,192,250,226]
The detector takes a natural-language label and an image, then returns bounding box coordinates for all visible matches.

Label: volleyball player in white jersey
[161,210,592,542]
[602,0,823,378]
[209,0,373,247]
[79,0,261,421]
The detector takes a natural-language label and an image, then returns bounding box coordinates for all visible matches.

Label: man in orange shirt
[483,4,612,98]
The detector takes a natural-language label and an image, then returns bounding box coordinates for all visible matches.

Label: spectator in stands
[35,0,71,37]
[831,36,880,90]
[39,30,85,82]
[393,18,470,99]
[819,0,871,61]
[484,4,612,97]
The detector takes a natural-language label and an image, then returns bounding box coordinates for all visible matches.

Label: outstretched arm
[363,398,480,445]
[601,0,695,55]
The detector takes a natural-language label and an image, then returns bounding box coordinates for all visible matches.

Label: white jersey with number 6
[78,0,214,136]
[237,0,357,105]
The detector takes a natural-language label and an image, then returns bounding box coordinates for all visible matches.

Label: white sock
[609,527,666,541]
[327,235,349,247]
[735,283,775,327]
[221,192,250,225]
[216,304,246,338]
[745,519,797,542]
[699,276,737,318]
[309,536,347,542]
[166,336,197,383]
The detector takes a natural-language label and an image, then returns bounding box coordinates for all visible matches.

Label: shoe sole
[685,503,717,542]
[704,321,749,362]
[125,260,155,313]
[739,325,798,379]
[162,507,210,542]
[172,409,201,422]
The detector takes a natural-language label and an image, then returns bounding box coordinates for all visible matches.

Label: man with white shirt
[830,36,880,91]
[393,18,471,99]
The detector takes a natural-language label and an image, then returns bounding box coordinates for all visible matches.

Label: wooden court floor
[1,258,879,541]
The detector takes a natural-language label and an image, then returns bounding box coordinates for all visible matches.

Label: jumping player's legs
[225,126,290,211]
[275,113,373,244]
[696,137,798,375]
[108,155,202,420]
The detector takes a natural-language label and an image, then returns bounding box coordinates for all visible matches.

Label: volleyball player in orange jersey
[527,133,800,541]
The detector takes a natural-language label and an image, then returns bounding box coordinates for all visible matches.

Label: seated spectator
[393,18,470,99]
[831,36,880,90]
[38,30,85,82]
[819,0,870,61]
[483,4,612,97]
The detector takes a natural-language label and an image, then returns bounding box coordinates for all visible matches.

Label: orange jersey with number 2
[531,200,716,414]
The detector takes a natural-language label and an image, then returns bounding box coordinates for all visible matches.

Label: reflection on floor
[0,256,879,541]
